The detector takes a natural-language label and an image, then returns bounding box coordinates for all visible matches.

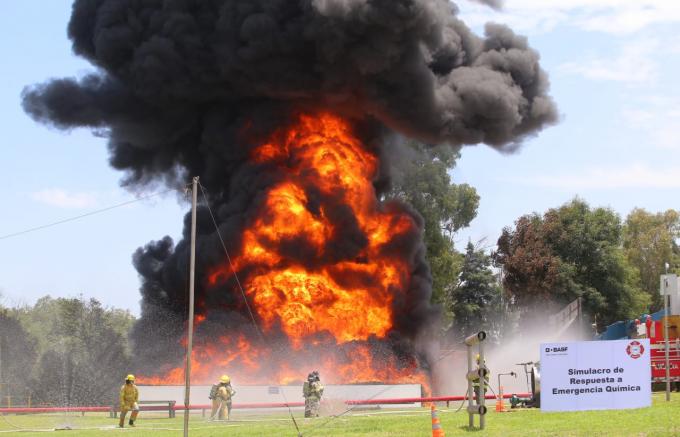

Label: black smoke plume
[467,0,503,10]
[22,0,556,381]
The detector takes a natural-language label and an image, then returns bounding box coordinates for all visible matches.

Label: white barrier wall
[137,384,422,409]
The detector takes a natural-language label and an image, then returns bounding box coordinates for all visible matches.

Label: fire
[247,268,392,346]
[139,113,428,389]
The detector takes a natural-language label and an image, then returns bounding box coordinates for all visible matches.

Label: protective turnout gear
[472,359,490,395]
[303,371,324,418]
[119,377,140,428]
[210,379,237,420]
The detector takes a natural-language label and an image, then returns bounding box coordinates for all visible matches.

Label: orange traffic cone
[495,386,506,412]
[431,405,445,437]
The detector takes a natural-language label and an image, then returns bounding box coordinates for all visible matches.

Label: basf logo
[545,346,569,356]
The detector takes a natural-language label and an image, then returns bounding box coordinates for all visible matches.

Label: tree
[449,242,503,340]
[623,209,680,311]
[0,310,37,405]
[16,297,135,406]
[496,213,568,306]
[495,199,648,329]
[387,142,480,327]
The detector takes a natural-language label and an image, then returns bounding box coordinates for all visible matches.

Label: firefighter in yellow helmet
[209,375,236,420]
[472,354,490,395]
[303,371,324,417]
[119,374,139,428]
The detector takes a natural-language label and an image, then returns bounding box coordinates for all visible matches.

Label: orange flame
[139,113,428,389]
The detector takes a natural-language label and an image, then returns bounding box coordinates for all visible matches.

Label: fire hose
[209,400,224,421]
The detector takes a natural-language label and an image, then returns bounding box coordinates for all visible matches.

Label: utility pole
[183,176,199,436]
[663,263,671,402]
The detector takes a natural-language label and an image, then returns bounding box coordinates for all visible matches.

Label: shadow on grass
[458,425,484,432]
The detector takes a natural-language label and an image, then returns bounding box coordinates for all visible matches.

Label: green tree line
[495,201,679,330]
[387,142,679,339]
[0,297,134,407]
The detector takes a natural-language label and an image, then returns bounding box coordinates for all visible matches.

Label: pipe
[0,394,532,414]
[464,331,487,346]
[344,393,530,405]
[0,406,111,414]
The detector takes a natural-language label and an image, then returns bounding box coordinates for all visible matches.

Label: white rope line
[0,188,180,241]
[197,183,265,342]
[196,182,303,436]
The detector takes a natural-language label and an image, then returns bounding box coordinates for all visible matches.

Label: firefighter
[119,374,139,428]
[472,354,490,396]
[303,371,324,418]
[209,375,236,420]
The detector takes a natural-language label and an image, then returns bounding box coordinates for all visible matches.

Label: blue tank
[595,309,666,340]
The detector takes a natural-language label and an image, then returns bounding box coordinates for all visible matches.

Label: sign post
[539,340,651,412]
[660,273,677,401]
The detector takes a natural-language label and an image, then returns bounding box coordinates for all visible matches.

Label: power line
[0,188,180,241]
[197,183,264,343]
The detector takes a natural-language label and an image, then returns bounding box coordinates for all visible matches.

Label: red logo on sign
[626,340,644,359]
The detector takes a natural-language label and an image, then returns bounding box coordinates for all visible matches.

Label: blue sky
[454,0,680,248]
[1,1,678,314]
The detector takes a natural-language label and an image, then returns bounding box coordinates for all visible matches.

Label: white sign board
[540,339,651,412]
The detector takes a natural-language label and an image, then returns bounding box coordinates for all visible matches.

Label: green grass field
[1,394,678,436]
